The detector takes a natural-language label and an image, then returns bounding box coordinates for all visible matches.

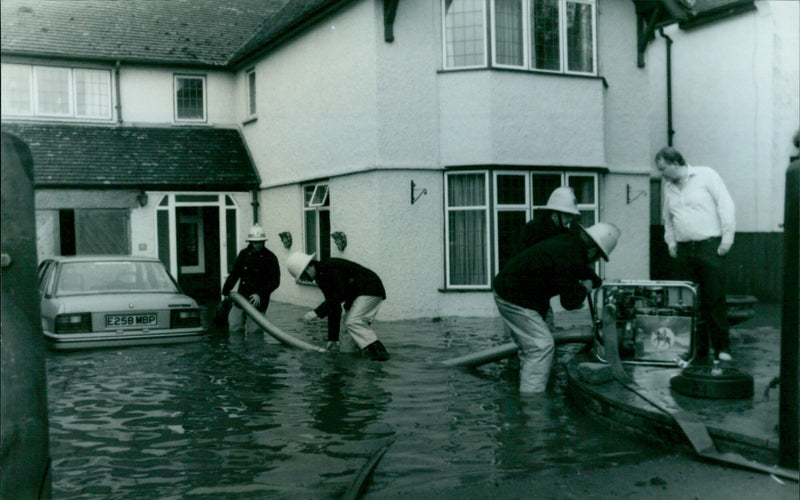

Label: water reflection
[46,302,660,499]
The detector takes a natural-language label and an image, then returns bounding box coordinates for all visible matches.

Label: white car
[38,255,208,350]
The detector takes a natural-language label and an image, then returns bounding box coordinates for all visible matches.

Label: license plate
[106,313,157,328]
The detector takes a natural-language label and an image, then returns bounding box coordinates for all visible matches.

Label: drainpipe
[251,189,260,224]
[115,61,122,124]
[659,29,674,146]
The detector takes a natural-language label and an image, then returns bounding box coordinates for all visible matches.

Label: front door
[155,194,239,304]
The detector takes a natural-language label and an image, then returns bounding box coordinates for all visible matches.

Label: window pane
[36,66,71,115]
[448,173,485,207]
[566,1,594,73]
[247,71,256,116]
[448,210,487,285]
[319,210,331,260]
[74,69,111,118]
[176,76,204,120]
[531,173,562,206]
[568,175,595,204]
[309,184,329,207]
[578,209,596,227]
[226,209,237,273]
[305,210,317,255]
[1,64,32,115]
[444,0,485,68]
[157,211,171,272]
[497,174,526,205]
[495,0,524,66]
[497,210,527,271]
[531,0,561,71]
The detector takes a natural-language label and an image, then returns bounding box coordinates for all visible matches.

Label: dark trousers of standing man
[676,237,730,358]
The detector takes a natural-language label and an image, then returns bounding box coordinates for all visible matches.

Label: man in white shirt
[655,146,736,363]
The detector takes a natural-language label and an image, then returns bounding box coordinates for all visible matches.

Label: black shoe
[362,340,390,361]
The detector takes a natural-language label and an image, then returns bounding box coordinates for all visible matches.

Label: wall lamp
[331,231,347,251]
[136,190,149,207]
[279,231,293,249]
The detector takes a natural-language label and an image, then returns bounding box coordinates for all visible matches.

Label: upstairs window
[174,75,206,122]
[444,0,596,75]
[443,0,488,68]
[246,69,257,118]
[1,63,112,120]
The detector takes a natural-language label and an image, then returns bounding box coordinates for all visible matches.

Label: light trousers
[340,295,383,351]
[494,294,554,394]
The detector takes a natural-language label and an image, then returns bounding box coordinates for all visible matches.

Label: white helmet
[286,252,315,283]
[245,224,267,242]
[581,222,621,261]
[544,187,581,215]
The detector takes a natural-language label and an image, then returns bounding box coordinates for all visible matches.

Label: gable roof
[1,0,355,68]
[0,123,260,190]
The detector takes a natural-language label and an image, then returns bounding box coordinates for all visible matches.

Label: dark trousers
[676,237,730,356]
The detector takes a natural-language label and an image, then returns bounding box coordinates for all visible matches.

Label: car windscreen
[55,261,180,296]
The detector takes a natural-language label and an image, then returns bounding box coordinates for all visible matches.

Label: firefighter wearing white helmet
[493,222,620,393]
[221,224,280,334]
[513,186,581,256]
[512,186,582,328]
[286,251,390,361]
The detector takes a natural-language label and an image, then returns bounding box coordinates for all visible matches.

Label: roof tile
[0,123,260,189]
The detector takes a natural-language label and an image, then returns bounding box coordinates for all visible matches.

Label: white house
[6,0,786,318]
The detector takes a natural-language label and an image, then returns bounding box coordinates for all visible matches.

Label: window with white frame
[445,172,491,287]
[443,0,488,69]
[303,182,331,265]
[445,170,599,287]
[246,69,256,118]
[1,63,112,119]
[444,0,596,75]
[174,75,206,122]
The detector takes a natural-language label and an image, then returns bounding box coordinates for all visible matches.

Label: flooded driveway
[46,301,662,499]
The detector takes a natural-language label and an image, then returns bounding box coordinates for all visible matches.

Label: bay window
[445,0,597,75]
[445,170,599,288]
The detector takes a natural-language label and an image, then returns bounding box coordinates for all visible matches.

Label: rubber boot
[362,340,390,361]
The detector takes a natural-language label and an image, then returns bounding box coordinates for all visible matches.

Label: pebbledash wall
[646,1,800,302]
[245,0,653,319]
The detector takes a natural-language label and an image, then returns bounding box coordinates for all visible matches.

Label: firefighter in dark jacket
[493,222,620,393]
[513,186,582,328]
[221,225,280,334]
[513,186,581,255]
[286,252,389,361]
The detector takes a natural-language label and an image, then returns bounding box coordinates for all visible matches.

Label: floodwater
[46,301,663,499]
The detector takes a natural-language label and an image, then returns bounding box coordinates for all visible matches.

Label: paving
[562,302,790,466]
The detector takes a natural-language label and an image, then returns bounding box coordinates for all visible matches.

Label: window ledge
[242,116,258,126]
[438,66,605,83]
[438,287,492,293]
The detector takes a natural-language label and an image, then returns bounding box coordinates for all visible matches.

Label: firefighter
[493,222,621,393]
[221,224,280,334]
[287,252,389,361]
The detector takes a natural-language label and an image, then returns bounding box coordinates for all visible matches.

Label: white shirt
[662,165,736,249]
